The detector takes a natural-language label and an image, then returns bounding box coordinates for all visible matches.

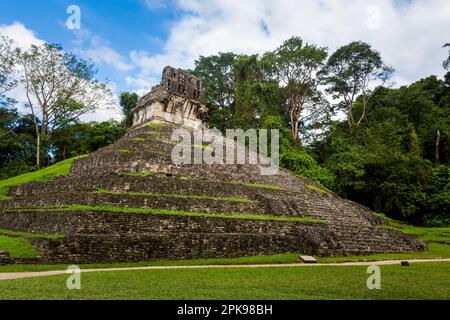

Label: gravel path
[1,258,450,281]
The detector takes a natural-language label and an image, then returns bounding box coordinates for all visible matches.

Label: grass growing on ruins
[94,189,255,203]
[0,262,449,300]
[0,235,39,258]
[6,205,325,223]
[234,182,282,190]
[146,123,165,128]
[120,171,160,177]
[0,156,86,200]
[0,228,64,239]
[145,131,161,135]
[117,149,131,154]
[306,185,330,194]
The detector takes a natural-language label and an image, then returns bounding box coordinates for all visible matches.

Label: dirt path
[1,258,450,281]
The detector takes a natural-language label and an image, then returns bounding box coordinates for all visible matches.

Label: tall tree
[319,41,393,128]
[443,43,450,71]
[16,43,115,168]
[266,37,328,146]
[193,53,236,132]
[0,36,17,106]
[233,55,261,129]
[120,92,139,128]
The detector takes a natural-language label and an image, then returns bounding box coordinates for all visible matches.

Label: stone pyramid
[0,67,426,264]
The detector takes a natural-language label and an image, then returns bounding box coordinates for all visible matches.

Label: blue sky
[1,0,449,121]
[0,0,180,96]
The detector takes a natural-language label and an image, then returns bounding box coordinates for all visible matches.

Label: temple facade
[132,66,208,129]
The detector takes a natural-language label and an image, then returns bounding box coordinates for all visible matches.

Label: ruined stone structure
[0,67,426,265]
[132,66,208,129]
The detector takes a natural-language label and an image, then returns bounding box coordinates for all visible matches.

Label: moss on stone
[146,123,165,128]
[234,182,282,190]
[145,131,161,135]
[306,185,330,194]
[7,205,325,224]
[94,189,255,203]
[119,171,160,177]
[0,228,64,239]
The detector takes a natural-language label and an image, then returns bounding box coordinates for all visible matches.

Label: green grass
[146,123,164,128]
[306,185,330,194]
[94,189,255,203]
[129,138,148,142]
[0,235,40,258]
[373,212,450,243]
[117,149,130,154]
[0,228,64,239]
[0,262,449,300]
[234,182,282,190]
[0,156,86,200]
[119,171,160,177]
[6,205,325,224]
[145,131,160,135]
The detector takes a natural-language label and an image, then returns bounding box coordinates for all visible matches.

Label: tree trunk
[36,133,41,169]
[290,107,300,147]
[435,129,440,164]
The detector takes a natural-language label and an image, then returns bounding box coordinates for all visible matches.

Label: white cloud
[0,21,44,49]
[72,29,134,72]
[131,0,450,91]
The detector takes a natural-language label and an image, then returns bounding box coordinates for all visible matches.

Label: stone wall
[0,210,337,264]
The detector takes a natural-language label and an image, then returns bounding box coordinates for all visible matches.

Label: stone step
[3,192,264,216]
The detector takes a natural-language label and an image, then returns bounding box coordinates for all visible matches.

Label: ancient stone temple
[132,66,208,129]
[0,67,426,264]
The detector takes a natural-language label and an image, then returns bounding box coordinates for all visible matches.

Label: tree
[120,92,139,128]
[51,121,124,161]
[320,41,393,128]
[0,36,17,95]
[0,36,17,108]
[444,43,450,71]
[266,37,328,146]
[16,43,115,168]
[193,53,237,132]
[0,107,36,179]
[233,55,261,129]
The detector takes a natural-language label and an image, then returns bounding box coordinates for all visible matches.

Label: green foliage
[119,92,139,128]
[315,75,449,225]
[193,53,237,131]
[51,121,124,162]
[319,41,393,127]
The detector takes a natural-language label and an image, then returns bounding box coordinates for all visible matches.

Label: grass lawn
[0,156,86,200]
[0,235,39,258]
[0,262,449,300]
